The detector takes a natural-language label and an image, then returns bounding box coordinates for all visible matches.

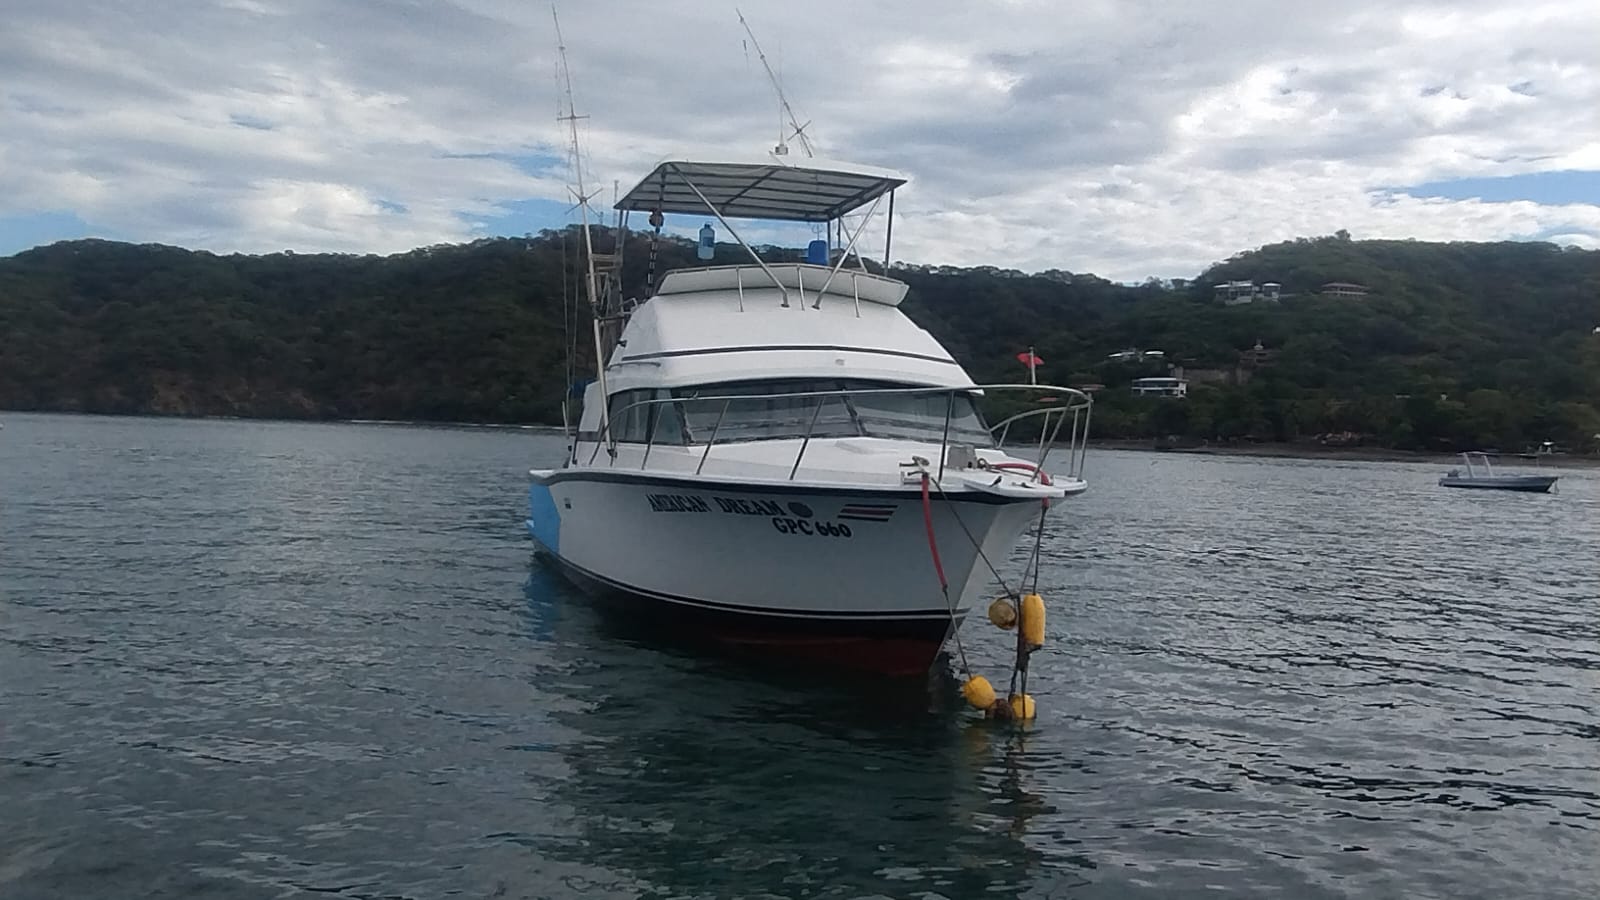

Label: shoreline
[6,409,1596,469]
[0,408,565,433]
[1085,439,1600,468]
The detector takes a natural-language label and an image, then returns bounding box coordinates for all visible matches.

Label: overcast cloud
[2,0,1597,280]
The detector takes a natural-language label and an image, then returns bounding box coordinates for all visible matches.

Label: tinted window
[671,379,991,446]
[605,389,687,445]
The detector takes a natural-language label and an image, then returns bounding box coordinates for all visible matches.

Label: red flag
[1016,351,1043,367]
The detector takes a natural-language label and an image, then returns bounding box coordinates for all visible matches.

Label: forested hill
[2,232,1597,451]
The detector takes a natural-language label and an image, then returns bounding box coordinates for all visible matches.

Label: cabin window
[605,389,688,445]
[673,379,992,446]
[850,389,990,444]
[653,392,688,444]
[677,379,855,443]
[608,389,648,443]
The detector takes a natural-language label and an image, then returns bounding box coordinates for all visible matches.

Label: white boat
[1439,452,1558,493]
[524,154,1092,675]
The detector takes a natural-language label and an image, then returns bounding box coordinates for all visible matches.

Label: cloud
[0,0,1596,279]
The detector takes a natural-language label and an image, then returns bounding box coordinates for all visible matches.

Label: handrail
[937,391,955,481]
[789,398,828,480]
[582,383,1092,482]
[991,405,1076,445]
[695,399,731,475]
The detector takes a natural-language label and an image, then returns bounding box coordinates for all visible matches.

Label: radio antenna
[736,8,813,157]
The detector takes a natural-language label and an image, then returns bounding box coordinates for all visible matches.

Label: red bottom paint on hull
[706,634,950,677]
[537,550,959,677]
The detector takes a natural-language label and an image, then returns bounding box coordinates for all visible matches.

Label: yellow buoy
[987,597,1017,630]
[1008,692,1037,720]
[1020,593,1046,648]
[962,675,996,710]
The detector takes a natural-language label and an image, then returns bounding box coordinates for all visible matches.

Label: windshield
[661,379,992,446]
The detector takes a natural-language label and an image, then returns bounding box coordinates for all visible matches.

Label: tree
[1,234,1596,451]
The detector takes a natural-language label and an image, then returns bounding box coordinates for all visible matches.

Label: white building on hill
[1214,281,1281,305]
[1131,376,1188,398]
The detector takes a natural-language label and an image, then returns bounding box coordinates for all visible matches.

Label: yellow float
[961,675,996,710]
[1008,692,1037,720]
[1020,593,1046,648]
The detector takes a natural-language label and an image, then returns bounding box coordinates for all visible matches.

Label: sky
[2,0,1598,282]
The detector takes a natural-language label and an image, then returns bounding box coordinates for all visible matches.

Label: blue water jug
[697,223,715,260]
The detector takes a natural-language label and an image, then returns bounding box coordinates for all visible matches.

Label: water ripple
[2,414,1597,899]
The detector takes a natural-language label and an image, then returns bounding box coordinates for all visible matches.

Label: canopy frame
[613,158,906,307]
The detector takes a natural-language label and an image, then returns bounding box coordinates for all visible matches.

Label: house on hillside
[1213,280,1282,305]
[1172,341,1279,388]
[1239,339,1277,369]
[1231,339,1279,385]
[1107,348,1166,363]
[1214,280,1254,304]
[1321,281,1369,298]
[1131,376,1188,398]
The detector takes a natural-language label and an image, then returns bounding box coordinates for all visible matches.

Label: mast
[552,4,611,452]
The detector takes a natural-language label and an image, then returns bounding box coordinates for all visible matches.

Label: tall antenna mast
[737,8,813,157]
[552,5,598,308]
[551,3,612,452]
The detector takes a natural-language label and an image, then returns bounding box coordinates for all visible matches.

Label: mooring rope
[921,468,1050,723]
[921,472,972,677]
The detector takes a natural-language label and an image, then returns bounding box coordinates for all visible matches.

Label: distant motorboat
[1439,452,1557,493]
[1517,440,1560,460]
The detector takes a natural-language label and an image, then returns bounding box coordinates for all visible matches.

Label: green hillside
[2,232,1597,452]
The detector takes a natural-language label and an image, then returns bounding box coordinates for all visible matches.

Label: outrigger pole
[552,4,611,453]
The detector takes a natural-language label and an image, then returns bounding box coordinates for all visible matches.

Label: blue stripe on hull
[526,483,561,553]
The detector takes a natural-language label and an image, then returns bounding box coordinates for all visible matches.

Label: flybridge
[614,155,909,310]
[614,157,907,223]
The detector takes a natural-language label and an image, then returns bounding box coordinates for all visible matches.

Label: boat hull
[535,546,959,675]
[526,470,1049,675]
[1439,476,1557,493]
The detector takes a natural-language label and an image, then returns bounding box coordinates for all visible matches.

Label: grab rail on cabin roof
[653,264,896,316]
[582,383,1092,484]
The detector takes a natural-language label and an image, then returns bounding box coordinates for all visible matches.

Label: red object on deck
[985,461,1053,485]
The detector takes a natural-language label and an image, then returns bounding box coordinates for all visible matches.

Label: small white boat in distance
[1439,452,1557,493]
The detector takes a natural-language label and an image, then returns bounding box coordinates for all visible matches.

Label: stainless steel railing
[582,383,1092,483]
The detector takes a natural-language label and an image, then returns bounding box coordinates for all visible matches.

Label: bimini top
[614,155,909,223]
